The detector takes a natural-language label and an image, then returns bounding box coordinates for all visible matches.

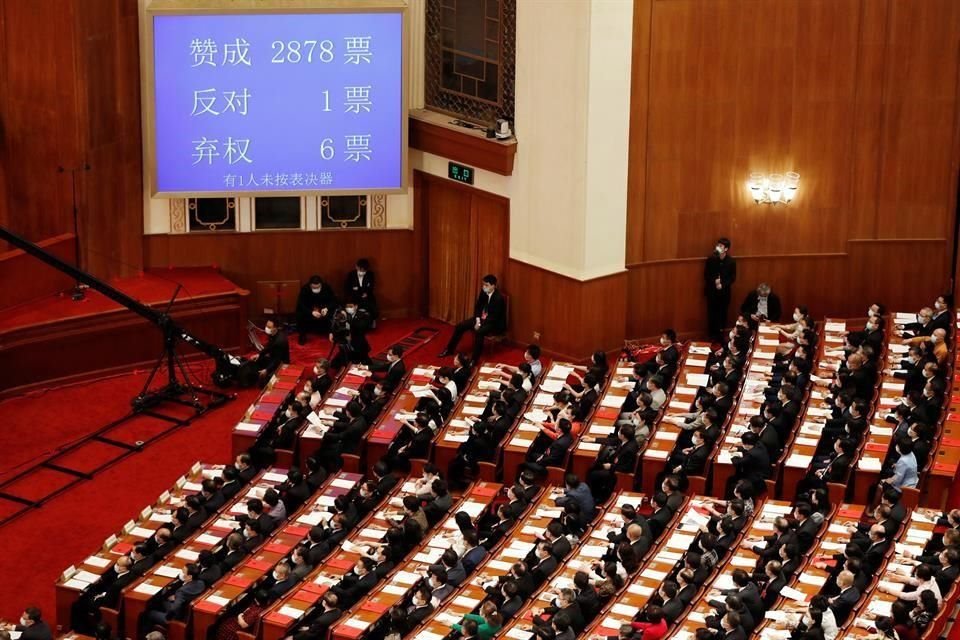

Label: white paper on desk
[730,555,755,568]
[462,406,485,416]
[306,412,324,427]
[608,603,635,617]
[183,481,203,493]
[798,573,827,587]
[879,396,899,407]
[297,511,329,526]
[683,509,709,527]
[84,555,111,568]
[501,546,528,559]
[207,594,231,607]
[868,600,893,616]
[713,574,736,591]
[412,388,436,399]
[758,338,780,347]
[668,400,690,410]
[391,570,419,585]
[175,549,199,561]
[686,373,711,387]
[628,583,654,596]
[717,450,734,465]
[654,430,678,442]
[149,511,172,523]
[807,407,832,417]
[858,457,883,471]
[331,477,355,490]
[666,533,696,550]
[460,501,486,517]
[532,392,554,406]
[688,611,708,624]
[600,394,623,408]
[540,379,565,393]
[755,350,777,360]
[478,380,501,391]
[64,578,92,590]
[524,410,549,422]
[907,528,933,542]
[579,442,602,452]
[580,545,607,558]
[419,633,447,640]
[794,437,819,447]
[325,397,348,407]
[357,527,387,540]
[889,344,909,354]
[196,533,224,545]
[463,394,488,404]
[486,560,513,571]
[645,448,669,460]
[278,605,304,620]
[155,565,181,578]
[509,437,533,448]
[592,425,615,435]
[235,422,262,433]
[548,365,574,379]
[129,526,154,539]
[446,434,469,443]
[134,583,163,595]
[786,454,813,468]
[382,584,408,595]
[825,322,846,332]
[453,595,480,608]
[612,380,634,390]
[872,426,894,437]
[753,521,775,532]
[640,568,668,581]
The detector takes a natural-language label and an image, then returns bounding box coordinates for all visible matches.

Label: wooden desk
[778,319,846,497]
[501,362,579,483]
[54,462,220,633]
[327,481,502,640]
[231,365,308,458]
[842,509,936,639]
[121,468,289,640]
[571,358,642,481]
[751,503,869,640]
[495,491,647,639]
[364,365,440,467]
[672,499,794,637]
[297,366,376,462]
[431,363,517,478]
[580,496,703,637]
[408,486,567,640]
[640,343,709,492]
[188,472,364,640]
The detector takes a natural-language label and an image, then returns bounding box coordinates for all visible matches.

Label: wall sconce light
[748,171,799,204]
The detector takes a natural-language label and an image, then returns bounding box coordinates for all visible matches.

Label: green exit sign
[448,162,475,185]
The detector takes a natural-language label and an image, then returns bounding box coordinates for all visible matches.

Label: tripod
[133,285,232,413]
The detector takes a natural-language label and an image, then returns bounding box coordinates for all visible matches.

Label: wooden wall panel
[0,0,142,277]
[506,259,627,361]
[0,234,76,310]
[143,230,417,318]
[627,0,960,339]
[0,0,81,249]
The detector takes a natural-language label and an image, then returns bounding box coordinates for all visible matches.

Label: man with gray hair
[740,282,782,329]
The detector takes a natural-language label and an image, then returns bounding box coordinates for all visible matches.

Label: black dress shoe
[437,349,450,357]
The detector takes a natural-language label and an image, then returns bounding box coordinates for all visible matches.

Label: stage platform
[0,267,248,397]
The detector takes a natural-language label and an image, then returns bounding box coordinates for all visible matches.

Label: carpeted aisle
[0,317,524,624]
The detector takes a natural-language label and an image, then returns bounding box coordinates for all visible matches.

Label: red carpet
[0,317,524,625]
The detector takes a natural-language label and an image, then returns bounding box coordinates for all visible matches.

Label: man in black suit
[369,345,406,392]
[329,300,373,368]
[828,570,860,624]
[292,593,342,640]
[760,561,787,609]
[200,478,226,513]
[793,503,821,553]
[500,581,524,619]
[344,258,378,320]
[70,556,139,633]
[533,588,585,633]
[296,275,338,345]
[220,533,248,571]
[704,237,737,342]
[252,318,290,378]
[141,563,206,629]
[331,557,378,607]
[729,432,770,496]
[266,562,298,600]
[740,282,782,329]
[656,582,685,623]
[405,586,435,627]
[439,274,507,361]
[8,607,52,640]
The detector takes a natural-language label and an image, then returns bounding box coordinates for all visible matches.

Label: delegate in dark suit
[344,262,378,318]
[703,240,736,341]
[441,276,507,361]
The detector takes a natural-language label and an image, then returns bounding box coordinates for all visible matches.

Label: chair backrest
[409,458,428,478]
[546,465,566,486]
[901,486,921,509]
[341,453,361,473]
[826,481,847,505]
[167,620,188,640]
[478,460,498,482]
[98,606,121,639]
[687,475,707,495]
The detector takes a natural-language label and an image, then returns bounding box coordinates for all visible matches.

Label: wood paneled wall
[505,260,627,361]
[0,234,76,310]
[626,0,960,339]
[0,0,142,278]
[143,231,417,318]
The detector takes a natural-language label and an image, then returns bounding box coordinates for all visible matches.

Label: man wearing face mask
[439,274,507,361]
[4,608,52,640]
[296,275,339,345]
[703,238,737,342]
[344,258,378,322]
[248,319,290,384]
[329,299,372,368]
[740,282,781,329]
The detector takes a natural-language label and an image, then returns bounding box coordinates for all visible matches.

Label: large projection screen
[139,0,408,198]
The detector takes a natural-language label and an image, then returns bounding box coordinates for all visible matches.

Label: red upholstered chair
[478,461,498,482]
[167,620,187,640]
[341,454,361,473]
[98,606,121,638]
[901,486,921,509]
